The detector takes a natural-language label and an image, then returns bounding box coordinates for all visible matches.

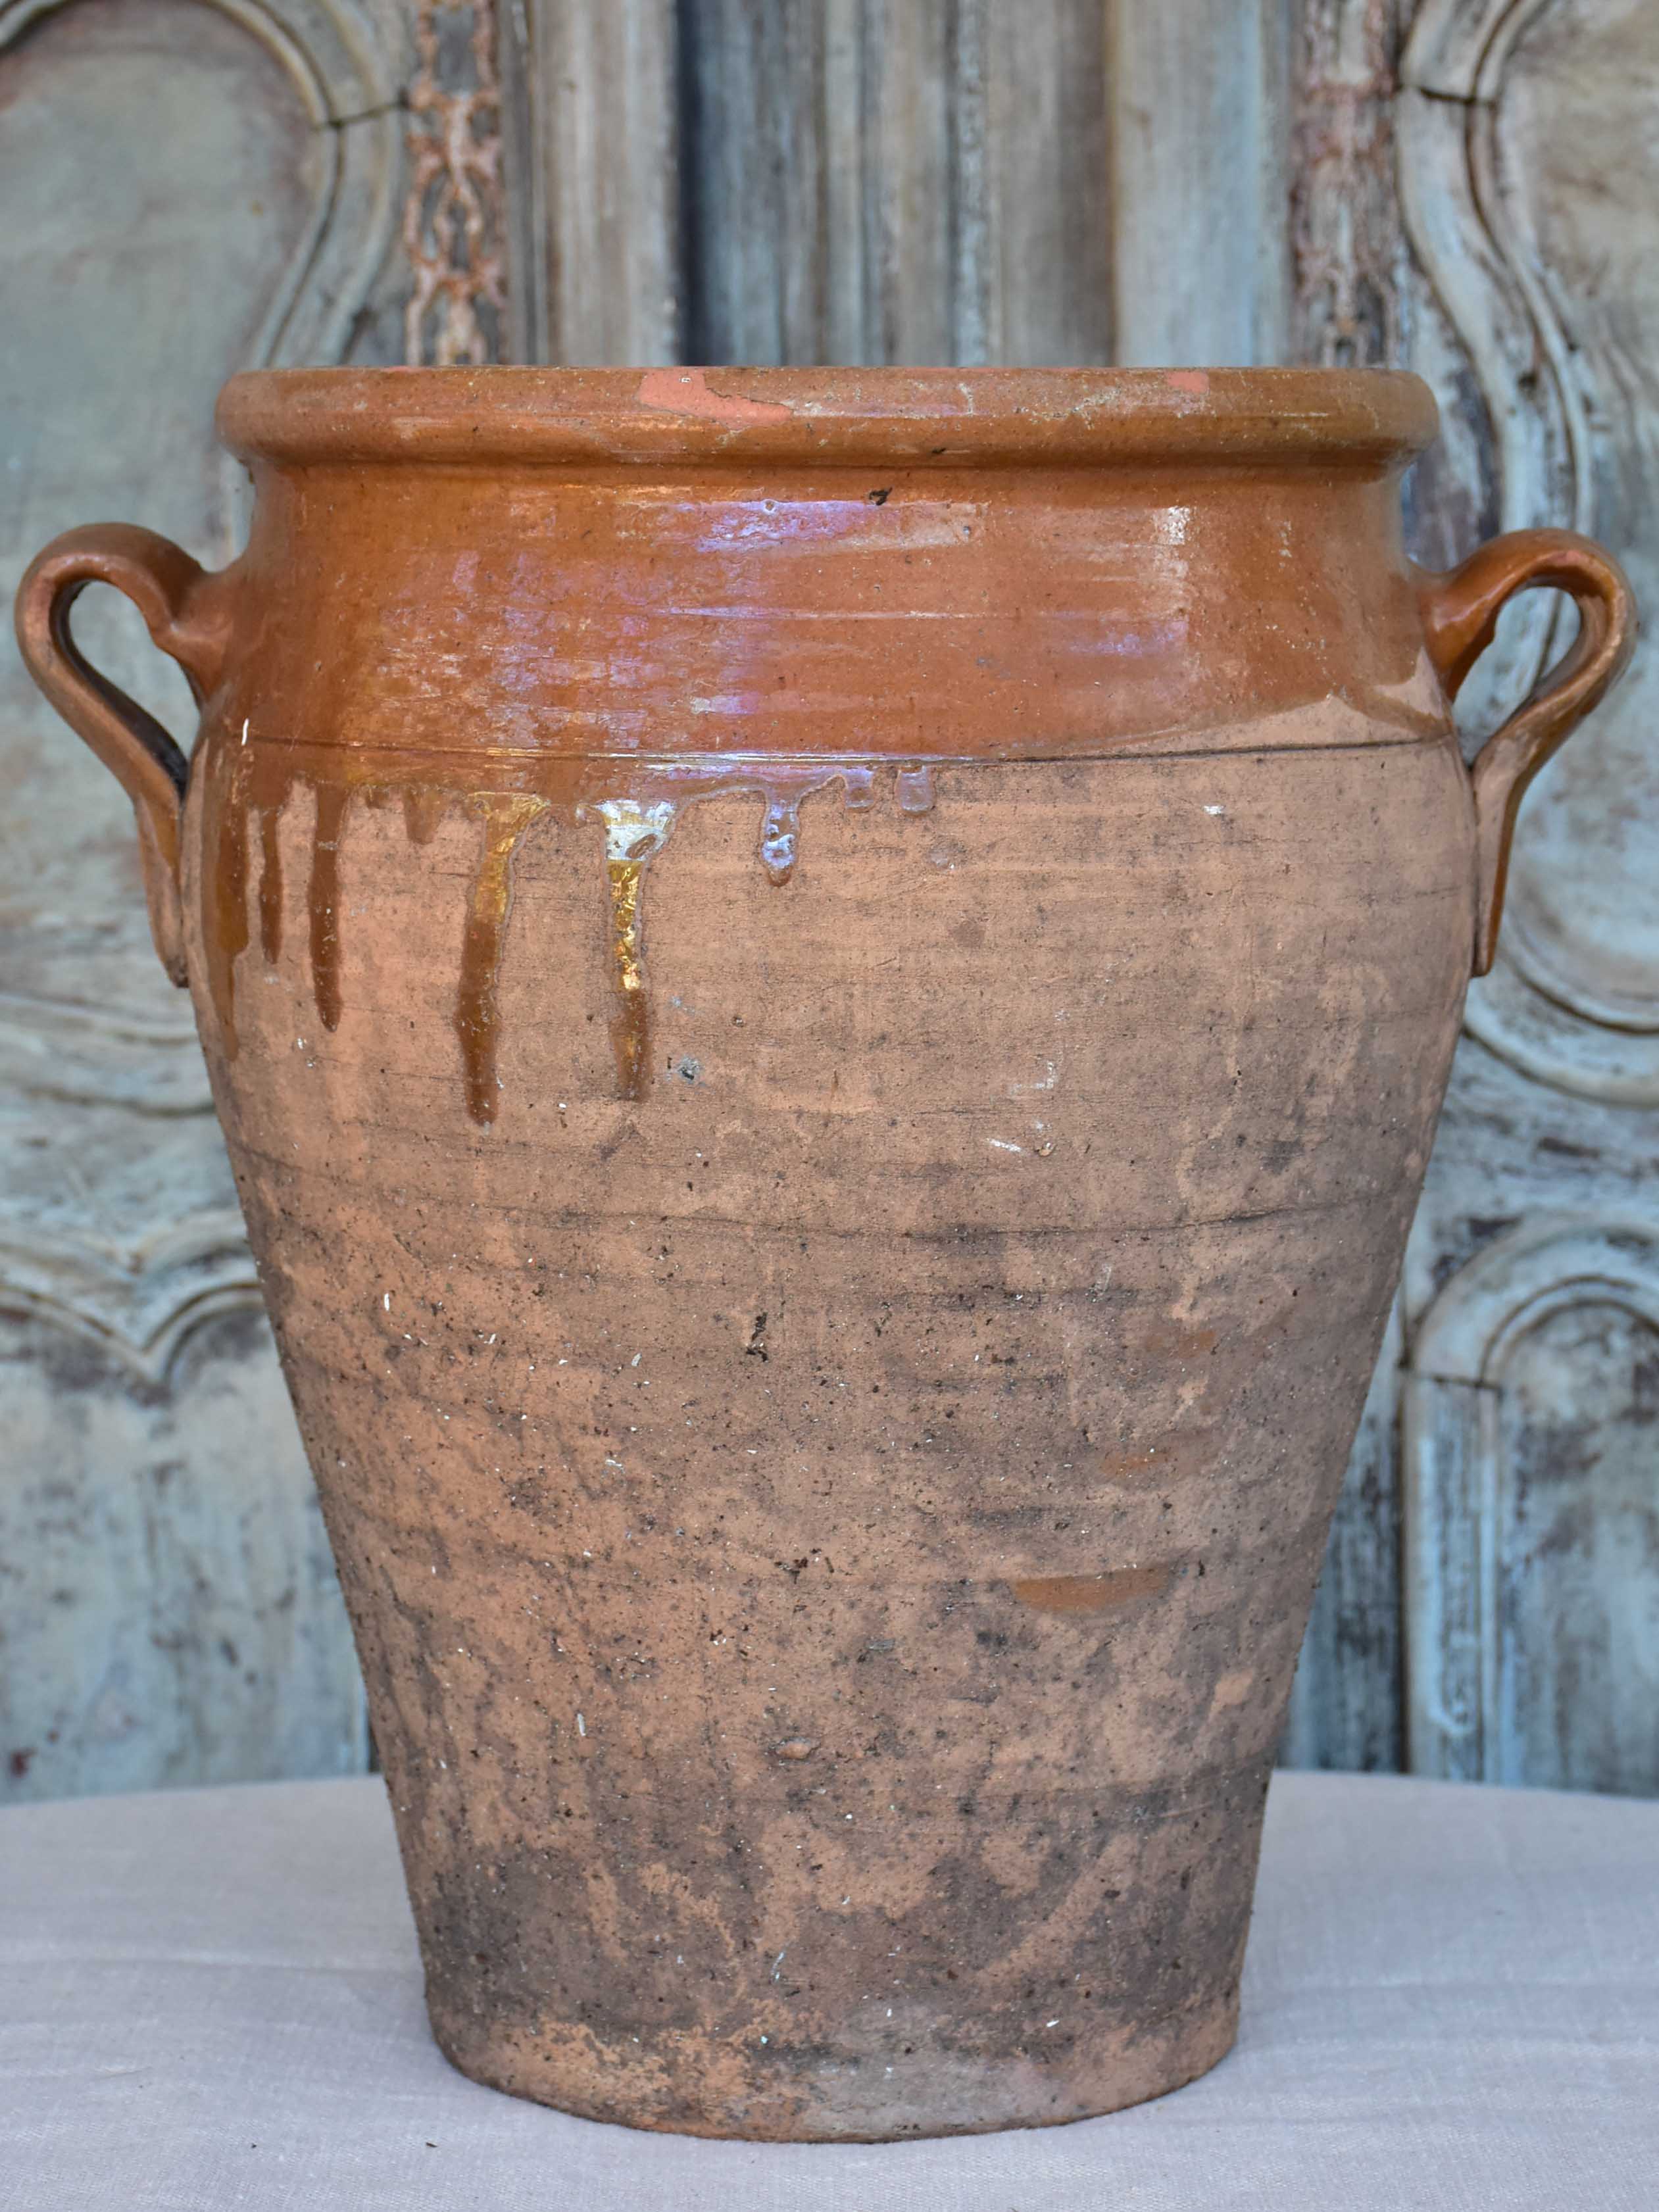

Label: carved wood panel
[1405,1218,1659,1790]
[7,0,1650,1804]
[0,0,401,1800]
[1400,0,1659,1797]
[0,1298,364,1794]
[1404,0,1659,1097]
[1286,0,1659,1792]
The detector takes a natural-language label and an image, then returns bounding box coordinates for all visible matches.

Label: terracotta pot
[16,368,1634,2141]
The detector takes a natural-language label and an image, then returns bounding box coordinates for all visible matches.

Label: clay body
[16,368,1634,2140]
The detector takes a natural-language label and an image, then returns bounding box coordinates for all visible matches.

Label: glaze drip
[403,787,449,847]
[309,784,352,1032]
[758,794,802,885]
[257,806,284,963]
[454,794,549,1124]
[896,764,936,814]
[596,800,676,1101]
[210,746,941,1123]
[205,740,252,1055]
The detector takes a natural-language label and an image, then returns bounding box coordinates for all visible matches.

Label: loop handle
[1415,529,1636,975]
[14,525,231,985]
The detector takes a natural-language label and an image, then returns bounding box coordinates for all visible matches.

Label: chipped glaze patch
[635,368,793,426]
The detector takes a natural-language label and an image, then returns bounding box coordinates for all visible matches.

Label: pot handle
[14,524,230,987]
[1416,529,1636,976]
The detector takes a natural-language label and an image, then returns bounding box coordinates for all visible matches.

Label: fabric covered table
[1,1770,1654,2210]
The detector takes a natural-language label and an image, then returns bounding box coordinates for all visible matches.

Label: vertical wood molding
[517,0,1115,369]
[1401,1371,1493,1781]
[403,0,508,364]
[1108,0,1292,367]
[675,0,1110,367]
[1288,0,1409,366]
[1276,1,1412,1776]
[974,0,1114,364]
[512,0,681,365]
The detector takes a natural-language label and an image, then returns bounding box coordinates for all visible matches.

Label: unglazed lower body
[186,733,1472,2140]
[433,1947,1250,2139]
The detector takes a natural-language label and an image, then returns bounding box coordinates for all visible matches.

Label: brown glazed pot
[17,368,1635,2141]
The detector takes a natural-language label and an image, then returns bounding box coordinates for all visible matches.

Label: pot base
[428,1992,1239,2141]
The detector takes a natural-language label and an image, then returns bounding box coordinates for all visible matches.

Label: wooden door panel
[0,0,398,1801]
[1400,0,1659,1794]
[4,0,1650,1801]
[1285,0,1659,1789]
[1,0,318,1035]
[503,0,680,366]
[532,0,1114,368]
[1403,0,1659,1093]
[0,1300,364,1796]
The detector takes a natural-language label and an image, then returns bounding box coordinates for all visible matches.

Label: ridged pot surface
[16,368,1636,2140]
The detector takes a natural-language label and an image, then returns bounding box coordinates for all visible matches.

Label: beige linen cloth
[1,1769,1654,2209]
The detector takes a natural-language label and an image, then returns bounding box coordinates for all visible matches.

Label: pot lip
[218,365,1437,470]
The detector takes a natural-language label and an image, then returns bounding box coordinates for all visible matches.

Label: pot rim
[218,365,1437,471]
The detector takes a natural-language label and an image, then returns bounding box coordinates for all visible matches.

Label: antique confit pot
[17,368,1634,2141]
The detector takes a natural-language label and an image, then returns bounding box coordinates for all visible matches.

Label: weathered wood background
[3,0,1654,1803]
